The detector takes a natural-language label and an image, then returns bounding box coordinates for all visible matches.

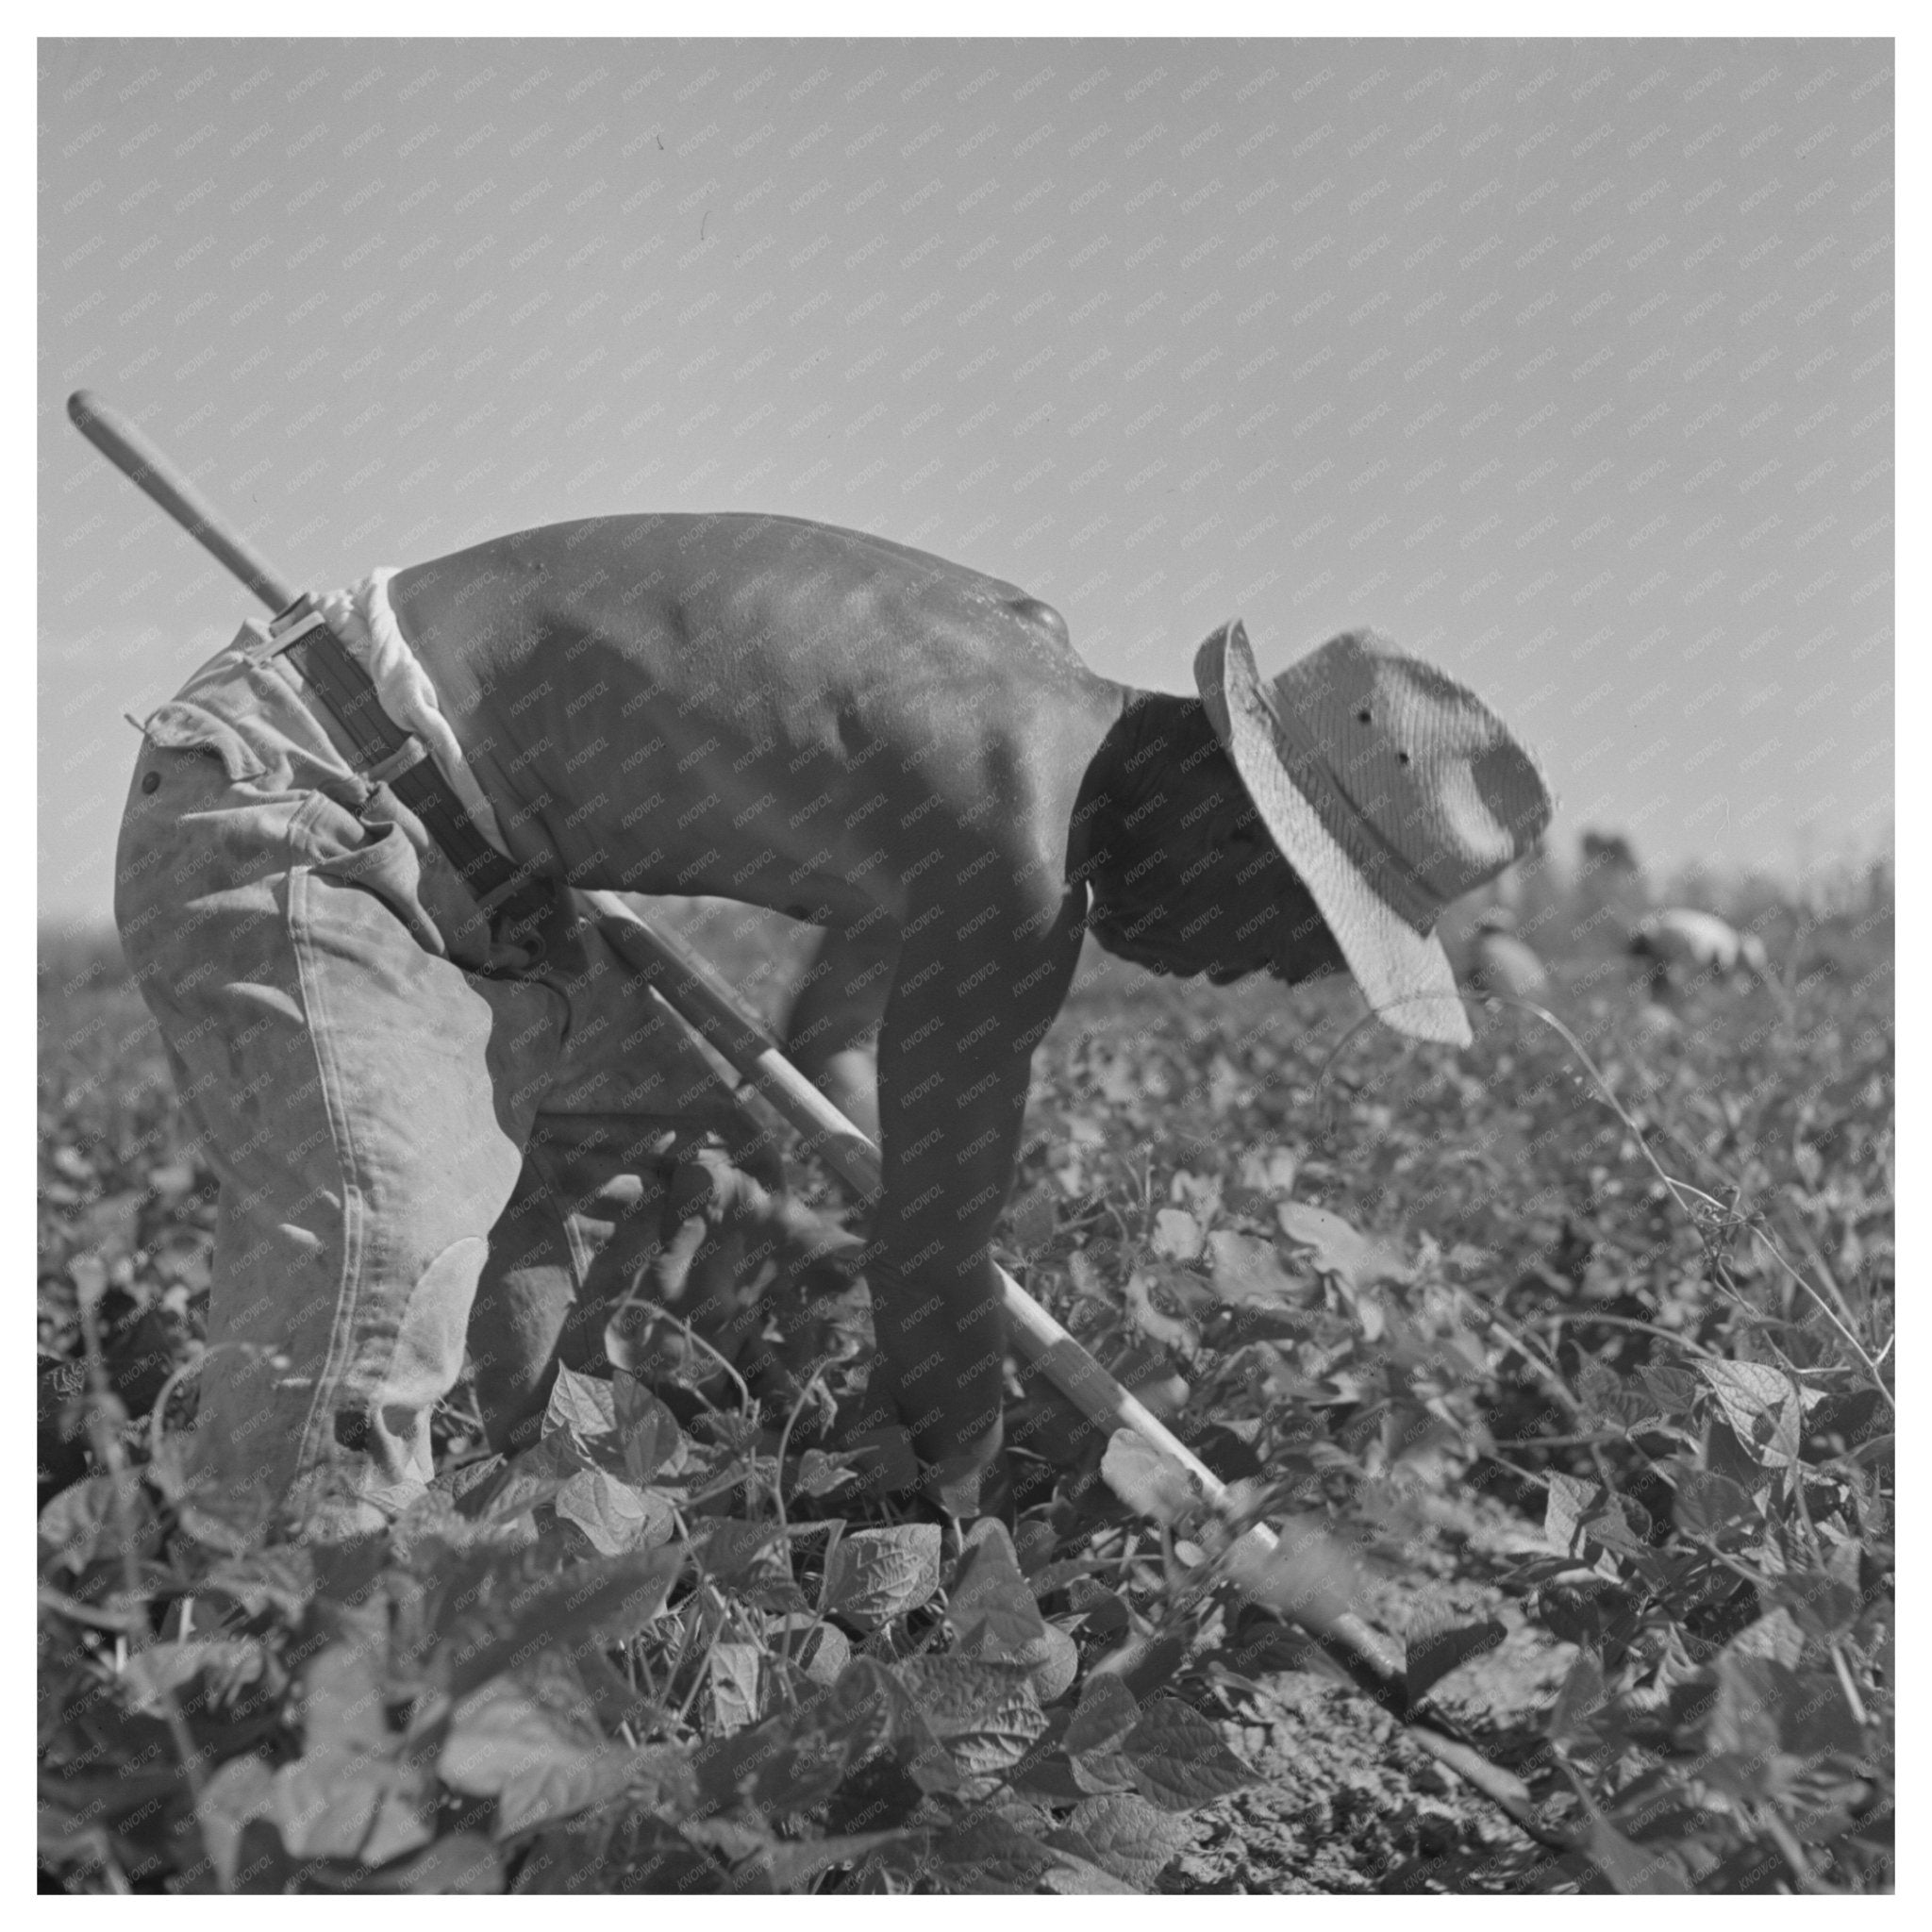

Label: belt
[258,596,550,927]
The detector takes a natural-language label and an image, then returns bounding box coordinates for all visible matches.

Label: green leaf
[1705,1652,1789,1765]
[38,1473,158,1576]
[119,1639,263,1713]
[924,1813,1062,1893]
[1123,1268,1198,1351]
[495,1746,634,1840]
[1039,1854,1140,1892]
[1724,1607,1806,1669]
[1542,1472,1603,1556]
[1063,1574,1132,1639]
[695,1661,901,1816]
[893,1656,1047,1775]
[613,1374,685,1487]
[1024,1624,1080,1704]
[1546,1648,1607,1748]
[1066,1689,1141,1794]
[542,1363,615,1442]
[1774,1567,1863,1643]
[341,1831,504,1893]
[1089,1628,1191,1703]
[1637,1363,1701,1416]
[1274,1202,1411,1290]
[948,1518,1050,1658]
[459,1433,577,1524]
[1672,1467,1759,1541]
[607,1815,725,1893]
[1048,1791,1192,1887]
[1120,1695,1256,1811]
[708,1640,764,1732]
[737,1830,908,1893]
[1403,1609,1506,1707]
[1585,1816,1692,1894]
[195,1753,275,1891]
[769,1614,850,1688]
[1150,1208,1203,1261]
[1237,1145,1300,1197]
[1099,1428,1200,1527]
[439,1546,684,1703]
[440,1677,600,1798]
[1576,1357,1641,1428]
[821,1524,941,1632]
[198,1546,316,1621]
[272,1753,432,1864]
[556,1467,675,1557]
[1585,1491,1653,1559]
[303,1630,392,1757]
[691,1519,791,1591]
[1779,1670,1868,1760]
[510,1815,620,1895]
[1204,1229,1320,1310]
[794,1447,858,1497]
[1699,1360,1802,1469]
[1065,1674,1139,1757]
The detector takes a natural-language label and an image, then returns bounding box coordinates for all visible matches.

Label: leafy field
[37,871,1894,1894]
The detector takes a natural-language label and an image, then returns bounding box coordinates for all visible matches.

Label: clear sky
[38,35,1893,928]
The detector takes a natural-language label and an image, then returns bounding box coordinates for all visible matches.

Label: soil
[1166,1490,1582,1894]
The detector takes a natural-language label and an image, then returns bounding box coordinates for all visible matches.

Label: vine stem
[1443,1281,1582,1417]
[672,1585,726,1727]
[769,1368,833,1676]
[1757,1801,1825,1894]
[1538,1309,1725,1364]
[608,1292,757,1417]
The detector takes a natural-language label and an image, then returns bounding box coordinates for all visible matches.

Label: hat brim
[1197,623,1474,1048]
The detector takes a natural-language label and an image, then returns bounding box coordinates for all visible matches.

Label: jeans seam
[283,861,375,1477]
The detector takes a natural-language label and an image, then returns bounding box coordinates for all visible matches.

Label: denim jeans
[114,624,760,1541]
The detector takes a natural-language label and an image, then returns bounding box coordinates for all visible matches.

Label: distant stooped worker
[1466,908,1552,1002]
[114,511,1552,1537]
[1627,907,1769,999]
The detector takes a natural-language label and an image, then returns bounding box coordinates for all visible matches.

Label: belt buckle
[244,597,328,665]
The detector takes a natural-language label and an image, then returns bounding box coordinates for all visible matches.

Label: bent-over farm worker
[1628,907,1768,998]
[1467,908,1552,1002]
[114,512,1552,1538]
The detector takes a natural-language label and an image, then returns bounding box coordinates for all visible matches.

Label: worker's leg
[114,657,558,1542]
[784,917,898,1144]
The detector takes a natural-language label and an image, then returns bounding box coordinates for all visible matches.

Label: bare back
[390,513,1119,933]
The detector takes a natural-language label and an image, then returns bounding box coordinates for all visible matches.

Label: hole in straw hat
[1397,751,1411,765]
[1357,708,1372,724]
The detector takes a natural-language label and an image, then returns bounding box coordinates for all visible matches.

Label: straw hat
[1195,623,1553,1048]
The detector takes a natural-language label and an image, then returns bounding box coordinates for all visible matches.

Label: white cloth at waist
[315,569,510,860]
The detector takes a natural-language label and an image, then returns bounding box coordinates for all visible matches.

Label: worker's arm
[859,870,1086,1511]
[784,919,898,1143]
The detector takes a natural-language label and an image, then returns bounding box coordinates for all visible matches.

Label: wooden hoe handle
[68,390,297,612]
